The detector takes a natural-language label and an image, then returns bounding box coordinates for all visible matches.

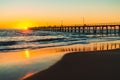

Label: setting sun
[24,26,28,30]
[16,21,33,30]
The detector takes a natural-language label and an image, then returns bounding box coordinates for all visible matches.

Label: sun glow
[16,21,33,30]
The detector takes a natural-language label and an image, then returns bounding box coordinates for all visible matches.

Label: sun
[24,26,28,30]
[16,21,32,30]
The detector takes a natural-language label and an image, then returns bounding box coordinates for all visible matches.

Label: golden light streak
[20,72,36,80]
[25,50,30,59]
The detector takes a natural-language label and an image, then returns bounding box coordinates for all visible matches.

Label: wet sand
[24,49,120,80]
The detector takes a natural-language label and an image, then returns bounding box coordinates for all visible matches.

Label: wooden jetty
[30,24,120,34]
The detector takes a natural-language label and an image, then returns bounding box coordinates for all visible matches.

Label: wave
[0,30,120,52]
[0,48,25,52]
[29,38,65,42]
[0,41,17,46]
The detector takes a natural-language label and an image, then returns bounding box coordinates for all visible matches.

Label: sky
[0,0,120,29]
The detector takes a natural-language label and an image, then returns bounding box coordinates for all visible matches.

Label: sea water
[0,29,120,52]
[0,29,120,80]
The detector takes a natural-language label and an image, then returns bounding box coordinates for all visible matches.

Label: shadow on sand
[24,49,120,80]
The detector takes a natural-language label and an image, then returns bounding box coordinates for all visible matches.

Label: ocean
[0,29,120,80]
[0,29,120,52]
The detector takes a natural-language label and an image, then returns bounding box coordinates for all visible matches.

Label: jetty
[30,24,120,35]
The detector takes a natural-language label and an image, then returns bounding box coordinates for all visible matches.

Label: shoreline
[24,49,120,80]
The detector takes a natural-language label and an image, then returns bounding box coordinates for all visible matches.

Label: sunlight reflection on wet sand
[0,40,120,80]
[0,40,120,65]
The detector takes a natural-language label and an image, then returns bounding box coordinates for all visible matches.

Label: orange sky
[0,0,120,29]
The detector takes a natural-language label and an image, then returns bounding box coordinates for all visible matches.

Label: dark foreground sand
[24,49,120,80]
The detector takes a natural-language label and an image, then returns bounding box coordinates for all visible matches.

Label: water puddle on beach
[0,40,120,80]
